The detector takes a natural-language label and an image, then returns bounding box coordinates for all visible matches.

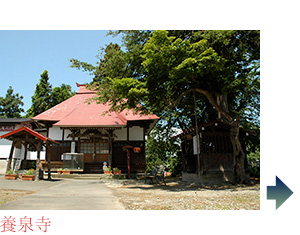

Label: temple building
[30,83,159,174]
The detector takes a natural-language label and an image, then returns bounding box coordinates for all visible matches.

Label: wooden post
[127,149,130,179]
[47,143,52,180]
[35,141,42,181]
[122,145,133,179]
[193,90,201,175]
[62,128,65,143]
[23,143,28,169]
[108,130,113,167]
[6,141,15,172]
[127,126,130,144]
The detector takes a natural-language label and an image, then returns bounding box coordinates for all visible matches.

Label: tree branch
[172,88,234,123]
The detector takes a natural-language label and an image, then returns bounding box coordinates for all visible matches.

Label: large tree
[51,83,75,107]
[0,86,24,118]
[70,30,260,183]
[27,71,75,117]
[27,70,52,117]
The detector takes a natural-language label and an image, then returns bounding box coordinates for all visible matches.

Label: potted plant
[62,168,71,174]
[22,169,35,181]
[113,167,121,175]
[57,168,63,174]
[5,169,18,180]
[104,166,112,175]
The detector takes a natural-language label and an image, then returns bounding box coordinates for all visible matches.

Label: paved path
[0,178,124,210]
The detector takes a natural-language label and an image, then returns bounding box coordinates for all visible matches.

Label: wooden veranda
[0,126,58,180]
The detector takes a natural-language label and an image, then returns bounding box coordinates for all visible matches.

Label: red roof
[0,126,58,144]
[32,84,159,127]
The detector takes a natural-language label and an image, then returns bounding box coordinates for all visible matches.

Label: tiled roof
[32,83,159,127]
[0,126,58,144]
[0,118,32,123]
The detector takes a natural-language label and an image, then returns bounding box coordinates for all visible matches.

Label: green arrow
[267,176,293,209]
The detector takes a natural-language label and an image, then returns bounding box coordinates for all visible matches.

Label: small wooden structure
[122,145,134,179]
[177,120,252,183]
[0,127,58,180]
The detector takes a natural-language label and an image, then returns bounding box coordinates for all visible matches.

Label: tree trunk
[174,88,250,184]
[216,94,229,123]
[230,118,249,184]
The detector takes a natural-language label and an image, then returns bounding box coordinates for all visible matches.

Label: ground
[0,189,34,205]
[104,177,260,210]
[0,177,260,210]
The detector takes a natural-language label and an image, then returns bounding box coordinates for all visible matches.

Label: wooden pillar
[127,149,130,179]
[35,141,42,181]
[62,129,65,143]
[6,141,15,172]
[143,126,146,171]
[47,142,52,180]
[193,90,201,175]
[23,143,28,169]
[123,146,133,179]
[108,129,113,167]
[127,126,130,144]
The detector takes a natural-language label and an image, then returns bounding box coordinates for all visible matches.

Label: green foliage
[146,123,181,175]
[105,167,112,171]
[0,86,24,118]
[51,84,75,107]
[247,149,260,177]
[24,169,35,175]
[75,30,259,132]
[27,70,75,117]
[6,169,16,175]
[27,70,52,117]
[70,30,260,166]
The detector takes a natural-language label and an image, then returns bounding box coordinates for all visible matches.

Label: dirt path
[0,189,35,205]
[104,178,260,210]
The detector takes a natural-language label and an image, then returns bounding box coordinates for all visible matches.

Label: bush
[146,124,182,176]
[247,150,260,177]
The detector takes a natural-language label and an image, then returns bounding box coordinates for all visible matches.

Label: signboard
[71,141,76,153]
[193,135,200,155]
[0,125,15,132]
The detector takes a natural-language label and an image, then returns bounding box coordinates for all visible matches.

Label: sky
[0,30,123,113]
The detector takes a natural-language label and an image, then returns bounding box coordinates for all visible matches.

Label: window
[80,142,94,153]
[96,142,109,154]
[80,141,109,154]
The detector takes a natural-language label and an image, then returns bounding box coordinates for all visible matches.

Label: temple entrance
[79,140,109,163]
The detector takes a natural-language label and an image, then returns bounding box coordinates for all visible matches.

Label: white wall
[0,145,11,159]
[48,126,72,141]
[48,126,144,141]
[114,128,127,141]
[114,126,144,141]
[129,126,144,141]
[26,151,46,160]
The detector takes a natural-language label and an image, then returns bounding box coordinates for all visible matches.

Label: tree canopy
[27,70,53,117]
[51,84,75,107]
[27,70,75,117]
[70,30,260,183]
[70,30,260,130]
[0,86,24,118]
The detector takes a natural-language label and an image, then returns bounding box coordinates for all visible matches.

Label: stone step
[51,173,127,180]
